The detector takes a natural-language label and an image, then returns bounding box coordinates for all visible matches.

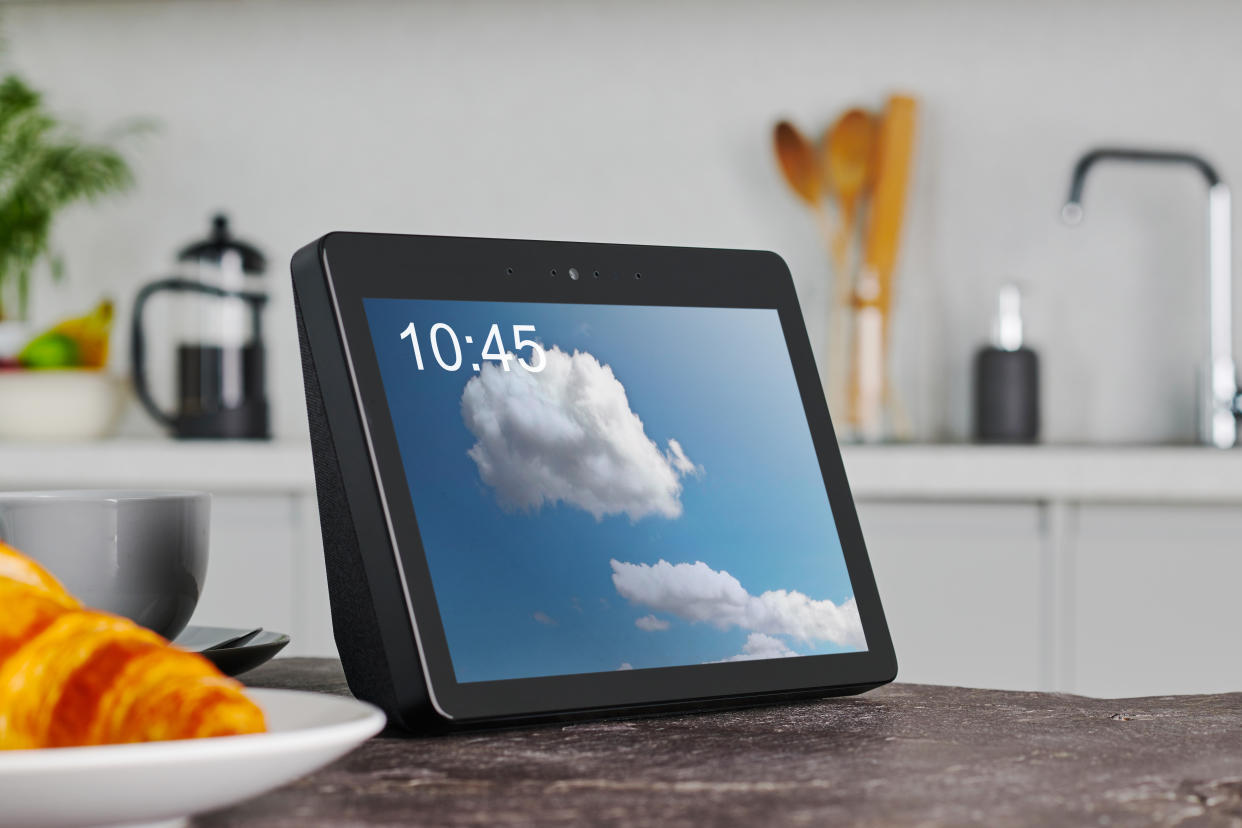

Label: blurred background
[3,0,1241,698]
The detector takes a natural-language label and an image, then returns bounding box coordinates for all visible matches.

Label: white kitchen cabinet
[291,494,337,658]
[186,493,337,657]
[856,501,1045,692]
[1070,504,1242,698]
[186,494,296,645]
[6,441,1242,694]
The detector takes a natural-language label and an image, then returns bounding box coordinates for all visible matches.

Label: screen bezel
[318,232,897,721]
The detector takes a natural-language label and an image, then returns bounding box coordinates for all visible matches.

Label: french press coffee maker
[131,214,270,439]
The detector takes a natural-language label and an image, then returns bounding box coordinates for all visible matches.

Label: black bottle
[974,285,1040,443]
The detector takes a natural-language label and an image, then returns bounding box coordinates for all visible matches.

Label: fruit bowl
[0,369,128,440]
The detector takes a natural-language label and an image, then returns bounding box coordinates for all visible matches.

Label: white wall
[7,0,1242,444]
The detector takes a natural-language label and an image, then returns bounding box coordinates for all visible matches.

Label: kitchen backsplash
[9,0,1238,444]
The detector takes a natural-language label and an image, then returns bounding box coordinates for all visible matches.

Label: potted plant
[0,70,141,440]
[0,71,136,347]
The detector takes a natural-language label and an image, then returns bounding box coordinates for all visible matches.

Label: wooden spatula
[850,95,917,440]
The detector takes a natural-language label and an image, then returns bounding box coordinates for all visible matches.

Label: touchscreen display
[363,299,867,683]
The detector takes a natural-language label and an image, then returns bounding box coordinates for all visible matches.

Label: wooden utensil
[823,109,879,274]
[850,95,917,440]
[773,120,838,248]
[773,120,826,212]
[773,120,846,418]
[822,109,878,422]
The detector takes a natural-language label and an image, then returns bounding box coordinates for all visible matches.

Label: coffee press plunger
[131,214,270,439]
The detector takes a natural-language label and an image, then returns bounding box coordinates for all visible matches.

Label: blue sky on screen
[363,299,865,682]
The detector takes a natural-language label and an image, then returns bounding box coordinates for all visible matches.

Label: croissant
[0,542,266,749]
[0,540,79,604]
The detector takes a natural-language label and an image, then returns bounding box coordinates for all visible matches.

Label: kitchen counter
[841,443,1242,503]
[2,439,1241,503]
[0,439,315,493]
[202,658,1242,826]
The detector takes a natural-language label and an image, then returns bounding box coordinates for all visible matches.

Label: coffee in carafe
[131,214,270,439]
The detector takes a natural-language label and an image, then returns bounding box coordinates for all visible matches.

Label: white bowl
[0,370,128,440]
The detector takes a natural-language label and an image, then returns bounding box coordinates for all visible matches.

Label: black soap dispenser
[973,284,1040,443]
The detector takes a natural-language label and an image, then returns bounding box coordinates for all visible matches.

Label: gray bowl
[0,490,209,639]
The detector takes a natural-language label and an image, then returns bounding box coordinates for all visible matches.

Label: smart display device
[292,232,896,730]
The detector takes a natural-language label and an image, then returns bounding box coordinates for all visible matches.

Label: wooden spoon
[774,119,846,418]
[823,109,879,274]
[819,110,877,425]
[773,120,825,211]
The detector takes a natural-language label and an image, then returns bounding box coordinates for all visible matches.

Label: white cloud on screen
[610,559,866,649]
[717,632,798,662]
[665,439,703,477]
[634,614,671,632]
[460,346,700,521]
[532,611,557,626]
[618,662,634,671]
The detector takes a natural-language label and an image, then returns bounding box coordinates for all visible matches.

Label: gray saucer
[175,625,290,677]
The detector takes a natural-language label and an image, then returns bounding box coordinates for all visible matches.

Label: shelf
[0,440,1239,503]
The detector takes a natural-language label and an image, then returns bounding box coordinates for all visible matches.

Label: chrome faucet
[1062,147,1241,448]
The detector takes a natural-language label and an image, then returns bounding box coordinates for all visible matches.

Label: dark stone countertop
[198,657,1242,827]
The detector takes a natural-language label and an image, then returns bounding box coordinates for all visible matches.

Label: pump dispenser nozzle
[992,284,1025,352]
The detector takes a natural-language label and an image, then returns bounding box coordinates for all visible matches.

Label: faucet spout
[1063,148,1222,223]
[1061,146,1238,448]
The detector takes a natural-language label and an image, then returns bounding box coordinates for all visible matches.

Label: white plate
[0,688,386,828]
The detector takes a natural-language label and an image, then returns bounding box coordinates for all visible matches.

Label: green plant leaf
[0,73,138,319]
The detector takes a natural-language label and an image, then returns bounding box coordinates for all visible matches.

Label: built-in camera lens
[569,267,580,281]
[506,267,513,276]
[635,272,642,279]
[550,268,557,277]
[593,270,600,279]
